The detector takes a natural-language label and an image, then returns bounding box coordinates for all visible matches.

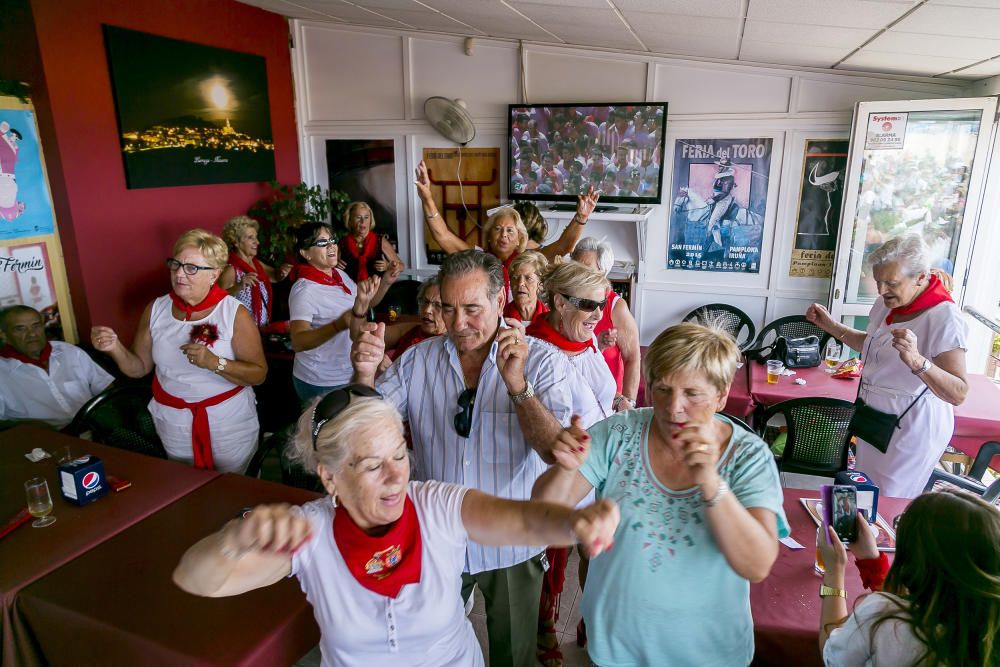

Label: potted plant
[248,181,350,266]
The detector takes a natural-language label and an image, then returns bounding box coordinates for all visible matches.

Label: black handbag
[848,388,928,454]
[778,335,821,368]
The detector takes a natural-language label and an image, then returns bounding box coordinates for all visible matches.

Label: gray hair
[439,250,504,301]
[867,234,930,277]
[287,396,404,474]
[572,237,615,276]
[1,304,42,330]
[417,273,441,302]
[540,260,610,310]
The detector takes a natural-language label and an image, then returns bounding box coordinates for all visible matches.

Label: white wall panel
[409,38,519,120]
[795,77,955,113]
[524,51,647,103]
[652,64,792,114]
[300,25,405,121]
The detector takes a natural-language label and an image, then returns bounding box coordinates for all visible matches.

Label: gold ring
[697,445,709,453]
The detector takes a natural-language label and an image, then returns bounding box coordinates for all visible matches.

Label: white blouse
[288,272,356,387]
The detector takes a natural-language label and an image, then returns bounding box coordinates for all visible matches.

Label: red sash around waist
[152,375,244,470]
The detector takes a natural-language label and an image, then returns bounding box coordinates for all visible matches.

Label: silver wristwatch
[912,358,931,376]
[214,357,229,374]
[508,380,534,404]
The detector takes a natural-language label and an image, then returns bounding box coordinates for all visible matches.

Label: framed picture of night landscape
[103,25,276,189]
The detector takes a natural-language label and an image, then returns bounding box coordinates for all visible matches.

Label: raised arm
[91,302,155,378]
[539,187,599,260]
[890,329,967,406]
[806,303,867,353]
[173,503,311,598]
[415,160,471,255]
[461,489,619,558]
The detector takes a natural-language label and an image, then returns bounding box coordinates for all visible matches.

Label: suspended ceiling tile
[610,0,742,18]
[739,40,855,68]
[297,0,413,24]
[926,0,1000,7]
[743,20,877,49]
[508,3,622,26]
[620,11,740,37]
[546,26,647,51]
[867,30,1000,60]
[420,0,560,38]
[893,4,1000,39]
[639,31,740,59]
[747,0,914,29]
[374,7,479,31]
[948,59,1000,78]
[838,49,976,76]
[505,0,610,8]
[338,0,424,9]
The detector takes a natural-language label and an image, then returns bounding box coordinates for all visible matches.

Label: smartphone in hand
[830,485,858,542]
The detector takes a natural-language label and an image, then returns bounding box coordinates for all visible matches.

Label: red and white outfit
[148,294,259,473]
[229,253,272,328]
[593,288,624,393]
[288,269,357,388]
[291,480,483,667]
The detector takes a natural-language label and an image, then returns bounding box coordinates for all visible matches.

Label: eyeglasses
[454,387,476,438]
[417,298,442,310]
[309,237,336,248]
[165,258,216,276]
[311,384,382,450]
[560,293,608,312]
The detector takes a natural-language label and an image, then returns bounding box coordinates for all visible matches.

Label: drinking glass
[25,477,56,528]
[814,510,826,575]
[766,360,784,384]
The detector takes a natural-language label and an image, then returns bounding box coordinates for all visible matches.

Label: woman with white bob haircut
[806,234,968,498]
[571,237,641,413]
[173,387,620,667]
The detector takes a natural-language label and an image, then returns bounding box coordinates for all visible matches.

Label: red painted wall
[25,0,299,338]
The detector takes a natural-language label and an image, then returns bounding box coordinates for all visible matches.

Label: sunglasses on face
[309,237,336,248]
[454,387,477,438]
[311,384,382,450]
[560,293,608,312]
[165,258,215,276]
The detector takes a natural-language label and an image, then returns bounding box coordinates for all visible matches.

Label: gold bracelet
[819,584,847,598]
[426,211,440,220]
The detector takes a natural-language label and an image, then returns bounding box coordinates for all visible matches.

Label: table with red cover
[0,426,220,667]
[748,364,1000,469]
[750,488,909,666]
[17,473,321,667]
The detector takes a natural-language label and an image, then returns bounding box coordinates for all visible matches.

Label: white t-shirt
[824,593,926,667]
[291,480,482,667]
[566,342,616,428]
[288,272,356,387]
[0,341,114,428]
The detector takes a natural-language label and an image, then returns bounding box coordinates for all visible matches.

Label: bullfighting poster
[667,138,772,273]
[0,96,77,342]
[789,140,849,278]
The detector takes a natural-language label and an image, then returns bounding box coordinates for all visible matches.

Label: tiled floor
[470,549,592,667]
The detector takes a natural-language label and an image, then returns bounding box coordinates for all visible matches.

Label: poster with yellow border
[0,95,77,342]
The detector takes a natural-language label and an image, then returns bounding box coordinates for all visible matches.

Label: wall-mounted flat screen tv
[507,102,667,205]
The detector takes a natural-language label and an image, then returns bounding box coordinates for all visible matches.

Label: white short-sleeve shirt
[824,593,926,666]
[288,272,357,387]
[0,342,114,428]
[291,480,482,667]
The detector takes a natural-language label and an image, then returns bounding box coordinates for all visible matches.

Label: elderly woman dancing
[91,229,267,472]
[337,201,404,283]
[173,388,620,667]
[218,215,292,328]
[533,322,787,666]
[806,234,968,498]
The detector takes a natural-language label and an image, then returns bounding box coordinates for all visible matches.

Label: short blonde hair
[643,322,740,394]
[344,202,375,233]
[540,260,609,310]
[288,396,404,474]
[485,208,528,255]
[221,215,260,249]
[173,229,228,269]
[509,250,548,280]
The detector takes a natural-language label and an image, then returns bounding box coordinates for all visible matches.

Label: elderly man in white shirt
[351,250,596,667]
[0,305,113,430]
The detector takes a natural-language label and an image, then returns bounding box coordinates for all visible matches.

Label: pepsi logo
[851,474,868,483]
[82,471,101,489]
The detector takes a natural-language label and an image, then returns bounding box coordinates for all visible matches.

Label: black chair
[68,382,167,460]
[752,315,832,351]
[269,422,322,492]
[756,397,856,477]
[720,412,754,433]
[374,278,423,316]
[923,441,1000,502]
[683,304,756,351]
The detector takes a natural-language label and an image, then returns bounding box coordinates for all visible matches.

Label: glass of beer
[25,477,56,528]
[824,342,842,373]
[814,516,825,575]
[766,359,784,384]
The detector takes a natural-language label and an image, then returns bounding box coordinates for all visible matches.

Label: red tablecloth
[17,473,321,667]
[750,488,909,667]
[725,362,755,419]
[0,426,220,667]
[748,365,1000,470]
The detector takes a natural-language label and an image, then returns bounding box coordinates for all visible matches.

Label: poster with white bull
[667,138,772,273]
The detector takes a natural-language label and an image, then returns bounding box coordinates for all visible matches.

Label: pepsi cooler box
[58,455,109,506]
[835,470,879,522]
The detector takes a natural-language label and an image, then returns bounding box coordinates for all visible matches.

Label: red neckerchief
[151,375,243,470]
[527,314,595,353]
[1,342,53,371]
[495,250,519,299]
[229,252,272,324]
[504,299,549,323]
[170,285,229,321]
[297,264,351,294]
[885,273,953,324]
[395,325,437,356]
[333,494,422,598]
[343,232,380,282]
